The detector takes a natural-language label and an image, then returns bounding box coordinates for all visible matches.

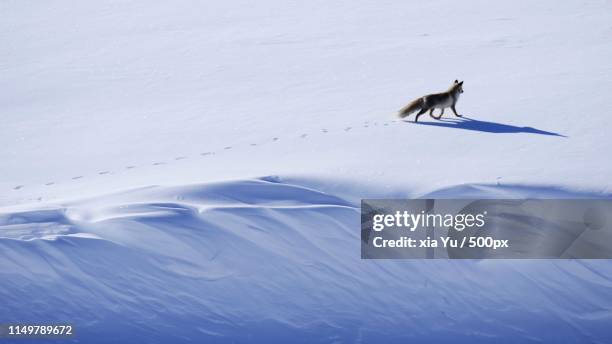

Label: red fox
[399,80,464,122]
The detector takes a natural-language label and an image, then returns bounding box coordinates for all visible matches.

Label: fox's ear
[454,79,458,84]
[459,81,464,85]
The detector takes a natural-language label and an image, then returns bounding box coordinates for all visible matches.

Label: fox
[398,80,464,122]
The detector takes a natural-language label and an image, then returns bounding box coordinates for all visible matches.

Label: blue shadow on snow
[410,117,566,137]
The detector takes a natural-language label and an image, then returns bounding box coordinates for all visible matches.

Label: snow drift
[2,178,612,343]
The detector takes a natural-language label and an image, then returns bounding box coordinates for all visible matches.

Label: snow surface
[2,0,612,342]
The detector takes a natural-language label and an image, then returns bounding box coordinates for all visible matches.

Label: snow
[3,178,612,343]
[1,0,612,342]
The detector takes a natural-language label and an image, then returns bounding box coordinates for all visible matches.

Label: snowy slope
[2,178,612,343]
[2,0,612,205]
[2,0,612,342]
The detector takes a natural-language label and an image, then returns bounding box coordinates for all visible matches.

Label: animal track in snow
[7,117,394,194]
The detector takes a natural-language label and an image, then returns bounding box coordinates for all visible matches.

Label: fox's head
[453,80,464,93]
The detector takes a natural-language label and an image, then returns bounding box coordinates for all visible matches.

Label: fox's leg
[430,108,444,120]
[415,108,428,122]
[451,105,462,117]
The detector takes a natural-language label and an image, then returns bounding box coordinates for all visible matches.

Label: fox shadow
[410,117,566,137]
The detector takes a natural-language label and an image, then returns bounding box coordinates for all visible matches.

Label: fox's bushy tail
[398,98,423,118]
